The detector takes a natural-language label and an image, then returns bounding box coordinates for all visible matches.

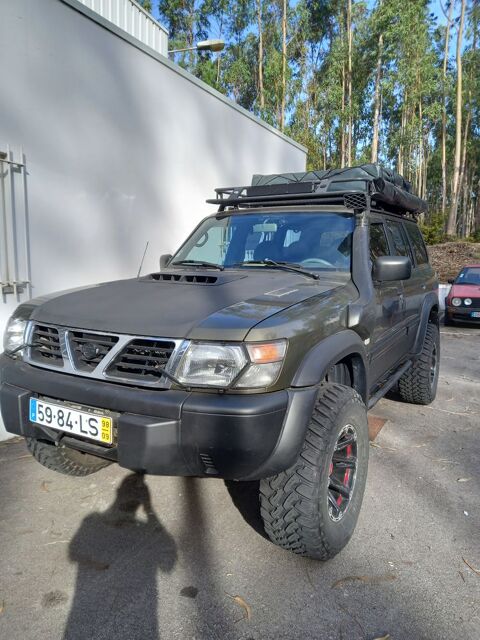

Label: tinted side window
[405,222,428,265]
[385,220,409,257]
[369,223,389,261]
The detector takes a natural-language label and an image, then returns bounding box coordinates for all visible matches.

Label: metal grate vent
[69,331,119,372]
[30,325,63,366]
[152,273,217,284]
[344,193,367,210]
[107,339,176,383]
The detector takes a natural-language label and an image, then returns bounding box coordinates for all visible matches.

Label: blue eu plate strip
[29,398,37,422]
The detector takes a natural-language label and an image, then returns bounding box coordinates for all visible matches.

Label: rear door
[369,220,408,384]
[401,221,432,350]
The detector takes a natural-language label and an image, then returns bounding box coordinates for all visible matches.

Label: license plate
[29,397,113,445]
[471,311,480,318]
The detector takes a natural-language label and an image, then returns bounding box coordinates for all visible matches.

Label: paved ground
[1,324,479,640]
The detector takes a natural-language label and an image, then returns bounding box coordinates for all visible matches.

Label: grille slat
[107,339,176,383]
[30,325,63,365]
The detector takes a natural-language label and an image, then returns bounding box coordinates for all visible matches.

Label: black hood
[30,270,343,340]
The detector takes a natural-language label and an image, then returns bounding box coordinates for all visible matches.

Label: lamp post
[168,39,225,55]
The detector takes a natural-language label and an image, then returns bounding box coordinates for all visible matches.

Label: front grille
[69,331,119,372]
[107,339,176,383]
[30,325,63,366]
[469,298,480,309]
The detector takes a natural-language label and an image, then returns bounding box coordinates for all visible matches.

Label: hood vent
[150,273,218,284]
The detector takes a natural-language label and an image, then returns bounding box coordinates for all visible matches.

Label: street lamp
[168,39,225,55]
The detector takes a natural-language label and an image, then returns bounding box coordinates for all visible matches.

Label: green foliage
[419,213,448,245]
[149,0,480,237]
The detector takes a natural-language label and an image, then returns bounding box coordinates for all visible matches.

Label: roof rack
[207,164,427,216]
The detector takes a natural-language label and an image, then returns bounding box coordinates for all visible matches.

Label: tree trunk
[346,0,353,165]
[441,0,454,218]
[371,31,383,163]
[447,0,466,237]
[397,91,407,174]
[457,105,471,235]
[341,59,346,167]
[280,0,287,131]
[257,0,265,110]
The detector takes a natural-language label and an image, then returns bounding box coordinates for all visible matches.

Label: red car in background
[445,264,480,324]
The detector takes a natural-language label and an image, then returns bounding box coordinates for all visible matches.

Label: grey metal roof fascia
[60,0,307,155]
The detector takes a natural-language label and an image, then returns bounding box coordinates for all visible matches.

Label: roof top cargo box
[207,164,427,216]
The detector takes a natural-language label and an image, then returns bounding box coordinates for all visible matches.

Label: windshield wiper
[234,259,319,280]
[171,259,224,271]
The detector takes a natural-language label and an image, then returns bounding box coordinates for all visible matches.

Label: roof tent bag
[251,164,427,214]
[252,164,411,191]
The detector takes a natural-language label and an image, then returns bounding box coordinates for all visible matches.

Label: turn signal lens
[246,340,287,364]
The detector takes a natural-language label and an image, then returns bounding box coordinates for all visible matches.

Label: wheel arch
[292,330,368,404]
[411,292,440,357]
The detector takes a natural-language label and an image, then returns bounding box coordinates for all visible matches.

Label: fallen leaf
[370,442,397,451]
[373,635,390,640]
[0,600,4,615]
[462,557,480,577]
[225,593,251,621]
[41,481,51,492]
[422,454,458,464]
[331,574,396,589]
[457,477,472,483]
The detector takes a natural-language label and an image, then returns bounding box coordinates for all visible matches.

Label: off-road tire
[398,323,439,405]
[26,437,112,476]
[259,383,369,561]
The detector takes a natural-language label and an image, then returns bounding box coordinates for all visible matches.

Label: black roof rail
[207,164,427,216]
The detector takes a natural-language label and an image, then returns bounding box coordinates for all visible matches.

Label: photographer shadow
[63,473,176,640]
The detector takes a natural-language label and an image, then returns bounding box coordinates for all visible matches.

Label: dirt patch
[428,242,480,281]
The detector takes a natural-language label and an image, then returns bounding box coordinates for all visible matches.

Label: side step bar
[368,360,412,409]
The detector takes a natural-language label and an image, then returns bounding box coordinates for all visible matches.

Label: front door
[369,221,407,384]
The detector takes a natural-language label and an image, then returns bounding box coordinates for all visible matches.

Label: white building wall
[0,0,306,439]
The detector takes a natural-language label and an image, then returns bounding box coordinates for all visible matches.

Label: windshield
[455,266,480,285]
[172,212,354,272]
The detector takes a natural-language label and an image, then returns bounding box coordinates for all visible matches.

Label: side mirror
[373,256,412,282]
[447,278,454,285]
[159,254,172,270]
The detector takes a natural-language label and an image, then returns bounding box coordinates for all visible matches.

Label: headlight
[451,297,462,307]
[3,317,28,356]
[464,298,472,306]
[175,343,248,387]
[174,339,287,389]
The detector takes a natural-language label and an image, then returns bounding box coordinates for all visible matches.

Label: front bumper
[0,355,318,480]
[445,305,480,323]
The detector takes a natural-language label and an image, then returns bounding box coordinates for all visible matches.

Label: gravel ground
[0,324,479,640]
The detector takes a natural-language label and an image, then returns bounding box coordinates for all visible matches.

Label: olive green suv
[0,165,440,560]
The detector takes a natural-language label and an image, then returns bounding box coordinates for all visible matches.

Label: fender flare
[411,292,439,356]
[291,329,368,402]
